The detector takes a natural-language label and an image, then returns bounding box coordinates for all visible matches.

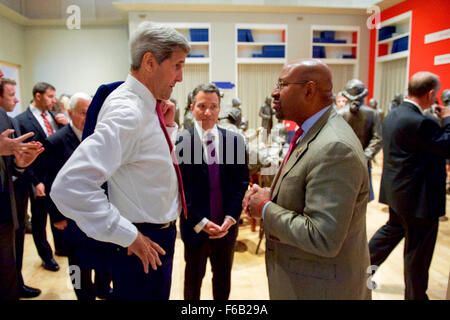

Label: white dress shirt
[69,120,82,142]
[192,121,236,233]
[50,74,181,248]
[30,105,58,137]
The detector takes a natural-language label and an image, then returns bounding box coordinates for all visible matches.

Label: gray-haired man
[51,22,191,299]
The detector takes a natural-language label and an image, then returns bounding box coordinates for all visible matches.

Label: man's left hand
[160,100,175,127]
[247,184,271,219]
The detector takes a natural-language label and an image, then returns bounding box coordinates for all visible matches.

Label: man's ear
[142,52,157,73]
[190,103,194,112]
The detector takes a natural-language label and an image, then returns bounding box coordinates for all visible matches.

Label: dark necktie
[205,132,223,225]
[271,127,304,196]
[155,101,187,219]
[41,111,54,136]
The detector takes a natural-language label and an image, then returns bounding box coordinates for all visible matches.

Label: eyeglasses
[275,80,311,91]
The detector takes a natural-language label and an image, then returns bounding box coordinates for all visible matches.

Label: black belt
[134,220,176,230]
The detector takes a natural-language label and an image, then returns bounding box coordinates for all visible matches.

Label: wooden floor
[21,153,450,300]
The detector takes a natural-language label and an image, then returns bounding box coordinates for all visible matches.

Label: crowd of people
[0,22,449,301]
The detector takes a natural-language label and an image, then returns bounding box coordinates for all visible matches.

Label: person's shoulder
[14,107,30,120]
[322,113,364,152]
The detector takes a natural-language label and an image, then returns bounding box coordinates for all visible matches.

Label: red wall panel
[368,0,450,102]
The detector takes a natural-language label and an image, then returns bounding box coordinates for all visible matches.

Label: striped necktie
[41,111,54,136]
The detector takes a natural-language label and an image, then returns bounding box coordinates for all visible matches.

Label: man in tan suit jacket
[243,59,371,300]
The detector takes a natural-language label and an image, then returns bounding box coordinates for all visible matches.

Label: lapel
[271,107,334,200]
[26,107,47,139]
[65,125,80,152]
[192,128,207,176]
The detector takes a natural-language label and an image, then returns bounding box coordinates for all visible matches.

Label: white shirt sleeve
[50,103,141,248]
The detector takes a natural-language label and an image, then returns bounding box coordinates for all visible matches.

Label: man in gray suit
[243,59,371,300]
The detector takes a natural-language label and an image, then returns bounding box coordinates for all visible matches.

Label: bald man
[370,72,450,300]
[243,59,371,300]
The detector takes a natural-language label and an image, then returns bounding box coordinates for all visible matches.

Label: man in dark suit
[370,71,450,300]
[43,92,112,300]
[0,77,44,299]
[15,82,68,272]
[176,83,249,300]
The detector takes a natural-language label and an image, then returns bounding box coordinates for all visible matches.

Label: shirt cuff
[261,201,272,220]
[194,218,209,233]
[225,215,236,224]
[110,215,139,247]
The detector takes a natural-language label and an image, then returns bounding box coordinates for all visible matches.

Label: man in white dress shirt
[50,22,191,300]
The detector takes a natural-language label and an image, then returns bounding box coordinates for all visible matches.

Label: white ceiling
[0,0,402,23]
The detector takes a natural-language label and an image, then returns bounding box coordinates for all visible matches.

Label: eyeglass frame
[275,79,313,91]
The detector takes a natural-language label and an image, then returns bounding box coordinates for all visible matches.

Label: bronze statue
[441,89,450,107]
[183,91,195,130]
[388,92,404,113]
[369,97,385,124]
[259,96,275,135]
[218,97,242,133]
[338,79,382,201]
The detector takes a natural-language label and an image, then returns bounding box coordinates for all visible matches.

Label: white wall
[23,25,129,104]
[129,11,370,103]
[0,14,25,107]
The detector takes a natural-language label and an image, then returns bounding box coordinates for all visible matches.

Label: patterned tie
[41,111,54,136]
[155,101,187,219]
[206,132,223,225]
[271,127,304,196]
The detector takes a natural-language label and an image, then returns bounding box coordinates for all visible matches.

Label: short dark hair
[0,78,16,97]
[408,72,439,98]
[32,82,55,98]
[191,83,221,105]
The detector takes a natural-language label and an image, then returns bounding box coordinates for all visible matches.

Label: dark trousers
[67,253,112,300]
[369,207,439,300]
[14,186,28,288]
[183,230,237,300]
[111,223,176,300]
[0,221,19,300]
[30,195,60,262]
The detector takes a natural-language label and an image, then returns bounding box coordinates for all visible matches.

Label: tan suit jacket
[264,107,371,300]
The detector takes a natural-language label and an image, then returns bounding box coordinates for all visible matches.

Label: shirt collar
[125,74,157,111]
[403,99,424,114]
[298,105,331,142]
[30,104,47,116]
[194,120,219,142]
[70,120,83,142]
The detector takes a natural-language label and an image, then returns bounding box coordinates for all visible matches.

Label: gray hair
[130,22,191,71]
[69,92,92,110]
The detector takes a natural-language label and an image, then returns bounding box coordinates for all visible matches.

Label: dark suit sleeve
[417,117,450,159]
[42,137,66,222]
[224,133,249,221]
